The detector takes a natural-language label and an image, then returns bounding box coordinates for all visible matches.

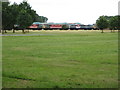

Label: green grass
[2,30,118,88]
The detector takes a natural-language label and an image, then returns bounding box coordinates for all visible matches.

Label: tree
[2,2,20,33]
[2,0,48,33]
[2,2,12,32]
[18,1,36,22]
[17,11,33,33]
[96,16,109,33]
[109,15,120,32]
[10,3,19,33]
[16,1,37,33]
[109,16,117,32]
[116,15,120,30]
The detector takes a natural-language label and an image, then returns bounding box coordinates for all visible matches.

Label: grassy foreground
[2,30,118,88]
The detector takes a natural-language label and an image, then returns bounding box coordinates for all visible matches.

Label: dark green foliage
[16,1,33,29]
[10,3,19,26]
[2,2,13,29]
[109,16,118,30]
[96,15,120,31]
[17,11,33,29]
[96,16,109,30]
[2,1,48,30]
[110,16,120,30]
[115,15,120,30]
[104,16,113,21]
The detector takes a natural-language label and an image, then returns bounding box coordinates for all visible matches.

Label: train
[27,22,98,30]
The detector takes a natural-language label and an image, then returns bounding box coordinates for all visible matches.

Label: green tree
[109,15,120,32]
[10,3,19,33]
[96,16,109,33]
[116,15,120,30]
[109,16,117,32]
[2,2,12,32]
[2,0,48,33]
[17,11,33,33]
[19,1,36,22]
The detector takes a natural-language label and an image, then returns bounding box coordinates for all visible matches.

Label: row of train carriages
[27,22,98,30]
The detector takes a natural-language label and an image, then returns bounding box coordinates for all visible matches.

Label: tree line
[1,0,48,33]
[96,15,120,33]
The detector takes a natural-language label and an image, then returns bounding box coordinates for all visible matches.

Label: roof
[33,22,41,24]
[32,22,83,25]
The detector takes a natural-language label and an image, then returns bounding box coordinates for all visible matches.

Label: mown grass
[2,30,118,88]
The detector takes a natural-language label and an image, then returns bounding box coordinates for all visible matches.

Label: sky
[9,0,119,24]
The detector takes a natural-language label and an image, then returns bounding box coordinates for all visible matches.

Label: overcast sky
[9,0,119,24]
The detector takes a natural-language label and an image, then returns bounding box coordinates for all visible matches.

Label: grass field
[2,30,118,88]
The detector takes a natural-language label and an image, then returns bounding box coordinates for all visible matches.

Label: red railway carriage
[29,24,38,28]
[50,24,62,29]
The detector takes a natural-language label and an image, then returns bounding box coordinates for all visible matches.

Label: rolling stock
[27,22,98,30]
